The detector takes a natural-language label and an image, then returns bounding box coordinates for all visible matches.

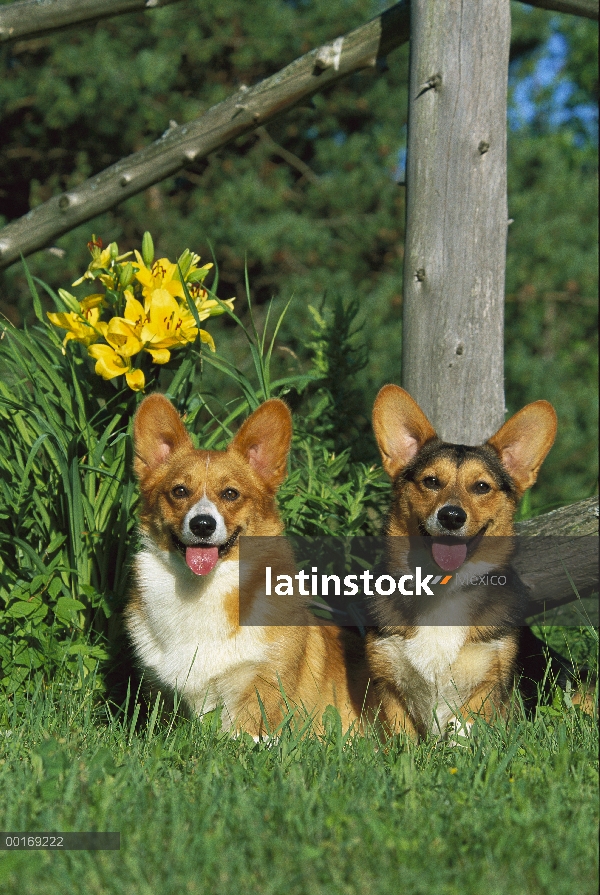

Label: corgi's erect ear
[133,394,192,480]
[372,385,437,479]
[487,401,557,496]
[231,399,292,491]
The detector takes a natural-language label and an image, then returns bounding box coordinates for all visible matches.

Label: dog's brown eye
[222,488,240,501]
[422,476,441,490]
[473,481,491,495]
[171,485,189,499]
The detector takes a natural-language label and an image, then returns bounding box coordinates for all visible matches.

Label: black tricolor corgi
[366,385,558,740]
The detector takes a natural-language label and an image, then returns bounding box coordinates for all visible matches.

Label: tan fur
[367,385,557,739]
[126,394,376,737]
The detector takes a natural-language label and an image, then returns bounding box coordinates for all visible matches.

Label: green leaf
[21,256,44,322]
[7,599,44,619]
[66,642,109,660]
[15,432,51,509]
[54,597,85,624]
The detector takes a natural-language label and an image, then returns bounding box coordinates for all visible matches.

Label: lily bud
[142,231,154,267]
[57,289,81,314]
[175,249,192,281]
[119,262,135,289]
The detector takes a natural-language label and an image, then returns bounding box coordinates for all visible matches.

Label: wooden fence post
[401,0,511,444]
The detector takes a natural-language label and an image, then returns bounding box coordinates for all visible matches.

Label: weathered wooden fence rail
[0,0,596,46]
[515,496,599,612]
[0,0,183,42]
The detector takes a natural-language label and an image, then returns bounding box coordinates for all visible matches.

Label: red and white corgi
[125,394,374,737]
[366,385,558,740]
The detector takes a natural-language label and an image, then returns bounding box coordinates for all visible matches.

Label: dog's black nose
[437,505,467,531]
[189,514,217,538]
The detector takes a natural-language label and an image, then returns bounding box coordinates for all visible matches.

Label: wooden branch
[0,0,595,46]
[0,1,410,270]
[0,0,183,43]
[521,0,598,21]
[514,496,599,616]
[401,0,510,444]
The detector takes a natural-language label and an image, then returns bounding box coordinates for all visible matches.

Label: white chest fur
[128,547,274,722]
[380,627,502,733]
[404,625,469,684]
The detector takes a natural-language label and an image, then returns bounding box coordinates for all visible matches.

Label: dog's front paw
[445,715,473,746]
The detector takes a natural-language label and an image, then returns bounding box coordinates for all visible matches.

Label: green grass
[0,664,597,895]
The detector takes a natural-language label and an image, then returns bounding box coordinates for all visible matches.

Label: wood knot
[416,74,441,97]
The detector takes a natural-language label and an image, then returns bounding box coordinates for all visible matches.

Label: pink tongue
[185,546,219,576]
[431,541,468,571]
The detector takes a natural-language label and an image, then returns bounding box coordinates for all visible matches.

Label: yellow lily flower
[199,328,216,352]
[189,288,235,320]
[80,293,106,311]
[140,288,197,352]
[138,288,219,358]
[134,251,214,293]
[72,237,133,287]
[47,294,104,348]
[96,316,144,358]
[87,344,126,378]
[61,234,228,389]
[123,295,146,330]
[120,295,171,362]
[178,305,216,351]
[134,253,185,301]
[87,344,145,391]
[87,316,144,391]
[125,368,146,391]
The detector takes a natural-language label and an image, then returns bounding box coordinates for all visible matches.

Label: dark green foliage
[302,297,370,456]
[0,315,136,696]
